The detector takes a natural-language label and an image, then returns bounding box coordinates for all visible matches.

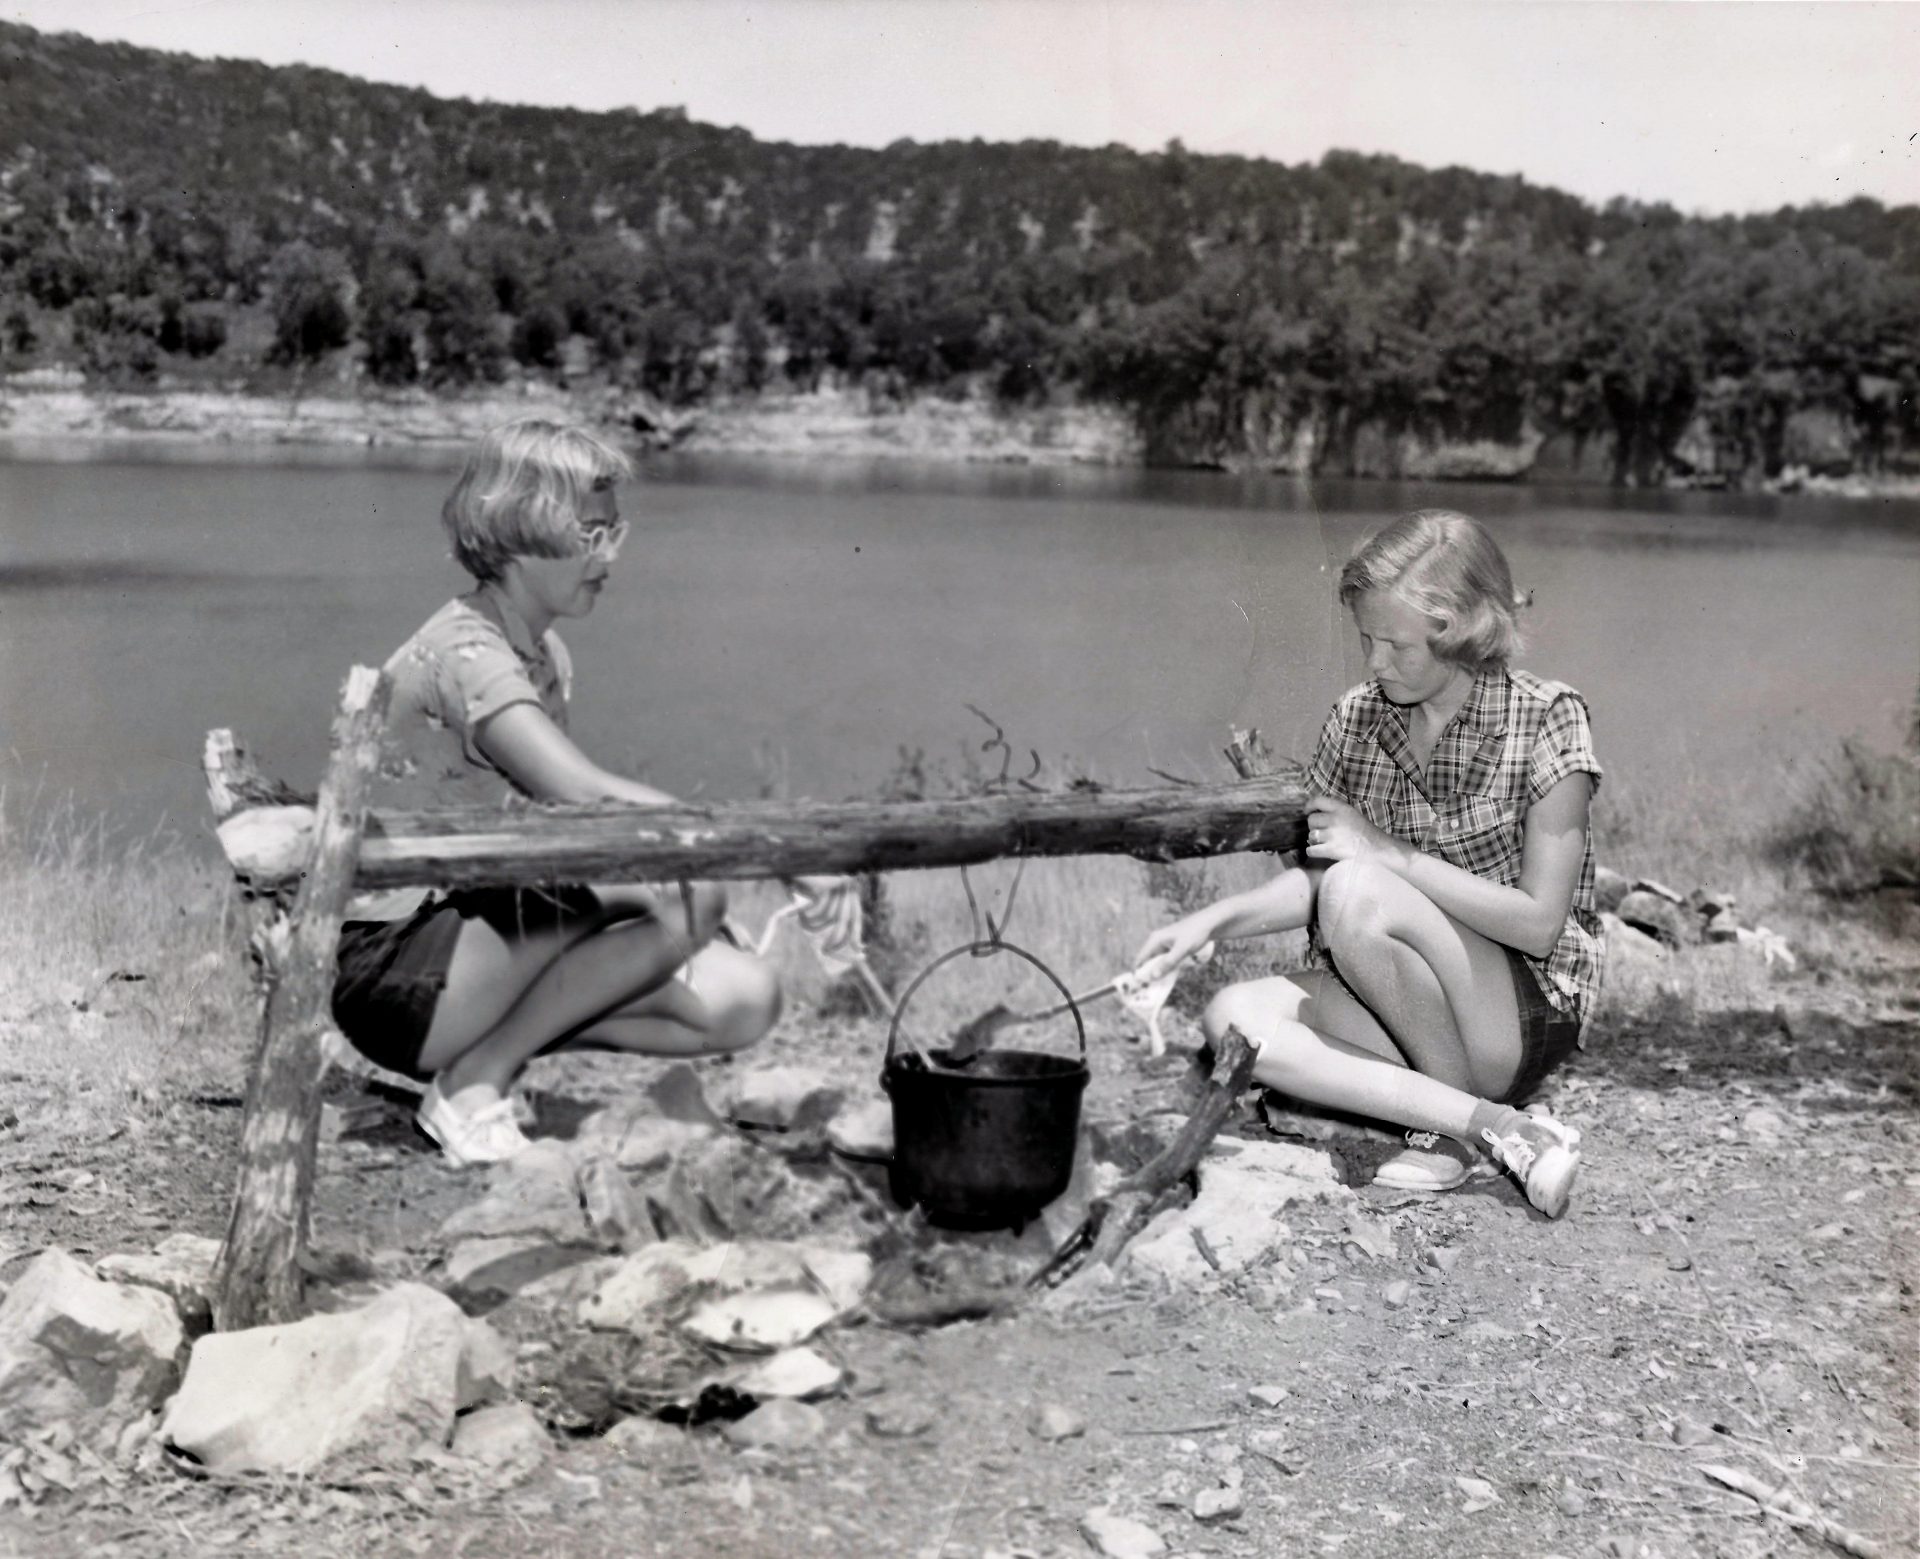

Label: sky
[3,0,1915,216]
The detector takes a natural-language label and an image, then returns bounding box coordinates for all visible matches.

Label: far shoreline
[4,376,1918,501]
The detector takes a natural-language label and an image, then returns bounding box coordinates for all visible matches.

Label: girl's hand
[1132,915,1215,984]
[1305,796,1408,866]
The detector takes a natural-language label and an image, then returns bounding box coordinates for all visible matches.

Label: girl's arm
[1134,859,1324,978]
[479,704,857,929]
[477,703,677,807]
[1309,774,1592,958]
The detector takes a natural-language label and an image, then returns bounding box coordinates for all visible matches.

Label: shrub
[1763,736,1920,896]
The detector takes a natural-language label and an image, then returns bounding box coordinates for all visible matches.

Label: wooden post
[211,667,389,1332]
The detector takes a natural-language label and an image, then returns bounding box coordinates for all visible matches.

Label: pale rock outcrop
[1128,1140,1345,1282]
[0,1249,186,1448]
[160,1283,508,1475]
[581,1239,871,1337]
[96,1233,222,1334]
[722,1066,846,1132]
[438,1141,592,1246]
[441,1237,596,1312]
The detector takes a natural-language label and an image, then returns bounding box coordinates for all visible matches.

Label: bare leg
[1204,972,1488,1139]
[1315,859,1524,1101]
[422,881,738,1096]
[556,940,782,1059]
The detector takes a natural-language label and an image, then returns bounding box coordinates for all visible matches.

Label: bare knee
[1317,859,1399,966]
[703,953,782,1054]
[1202,985,1253,1046]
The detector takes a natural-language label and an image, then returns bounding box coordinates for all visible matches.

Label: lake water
[3,444,1917,843]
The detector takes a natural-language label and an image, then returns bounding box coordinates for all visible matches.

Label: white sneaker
[417,1082,532,1167]
[1480,1115,1583,1218]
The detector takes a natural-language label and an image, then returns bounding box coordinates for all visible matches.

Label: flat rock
[442,1237,596,1311]
[451,1400,550,1484]
[683,1290,838,1352]
[824,1099,894,1162]
[1080,1507,1167,1558]
[721,1397,825,1451]
[1129,1140,1344,1281]
[1601,913,1669,967]
[581,1240,870,1335]
[602,1414,687,1460]
[160,1282,505,1475]
[0,1248,185,1449]
[724,1066,846,1131]
[1616,891,1693,947]
[439,1141,592,1246]
[96,1233,222,1334]
[577,1104,721,1172]
[733,1347,843,1401]
[1193,1485,1244,1521]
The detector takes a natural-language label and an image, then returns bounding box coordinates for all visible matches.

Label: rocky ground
[1,933,1916,1559]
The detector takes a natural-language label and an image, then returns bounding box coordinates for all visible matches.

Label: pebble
[1671,1418,1717,1447]
[865,1402,936,1439]
[1247,1383,1290,1408]
[1028,1403,1086,1442]
[1425,1246,1460,1273]
[1381,1280,1411,1308]
[1079,1508,1167,1558]
[1192,1485,1244,1521]
[722,1398,825,1452]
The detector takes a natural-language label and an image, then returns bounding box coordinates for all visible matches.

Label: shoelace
[1483,1126,1539,1175]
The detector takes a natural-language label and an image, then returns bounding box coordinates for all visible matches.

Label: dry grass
[4,732,1913,1100]
[0,788,256,1095]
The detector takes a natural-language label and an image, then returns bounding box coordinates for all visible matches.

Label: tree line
[1,20,1915,480]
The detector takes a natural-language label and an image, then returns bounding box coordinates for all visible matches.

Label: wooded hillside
[2,19,1915,483]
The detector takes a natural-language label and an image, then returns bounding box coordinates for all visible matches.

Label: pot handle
[886,939,1088,1063]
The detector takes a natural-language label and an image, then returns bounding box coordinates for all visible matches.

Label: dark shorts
[1498,945,1583,1105]
[331,885,603,1080]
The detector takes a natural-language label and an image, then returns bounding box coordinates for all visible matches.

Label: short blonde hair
[1338,510,1524,669]
[441,419,634,581]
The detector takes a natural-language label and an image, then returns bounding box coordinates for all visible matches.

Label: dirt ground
[2,947,1916,1559]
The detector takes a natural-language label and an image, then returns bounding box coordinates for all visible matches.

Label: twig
[1031,1027,1259,1287]
[1699,1464,1891,1559]
[1118,1420,1235,1437]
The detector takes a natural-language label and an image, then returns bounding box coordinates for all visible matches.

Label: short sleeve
[1304,703,1349,800]
[1527,692,1603,806]
[439,623,543,736]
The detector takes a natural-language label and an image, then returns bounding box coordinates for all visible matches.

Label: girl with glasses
[330,418,852,1166]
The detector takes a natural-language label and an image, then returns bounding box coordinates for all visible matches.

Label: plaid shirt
[1304,665,1605,1019]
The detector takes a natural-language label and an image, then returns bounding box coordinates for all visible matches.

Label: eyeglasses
[579,517,630,561]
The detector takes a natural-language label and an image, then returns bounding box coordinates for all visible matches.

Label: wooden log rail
[208,668,1306,1330]
[228,780,1310,892]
